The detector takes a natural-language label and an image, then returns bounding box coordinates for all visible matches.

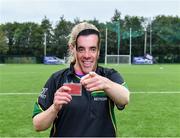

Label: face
[74,34,100,74]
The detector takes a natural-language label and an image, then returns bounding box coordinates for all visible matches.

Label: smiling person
[32,22,130,137]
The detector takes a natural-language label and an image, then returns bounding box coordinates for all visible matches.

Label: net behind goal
[106,55,131,64]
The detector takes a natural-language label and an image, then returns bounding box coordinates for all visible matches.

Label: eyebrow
[76,46,97,49]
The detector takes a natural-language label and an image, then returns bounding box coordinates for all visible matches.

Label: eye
[90,47,97,52]
[77,47,85,53]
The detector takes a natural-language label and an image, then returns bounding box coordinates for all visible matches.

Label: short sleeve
[32,74,56,117]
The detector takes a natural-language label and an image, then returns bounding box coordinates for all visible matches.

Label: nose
[83,50,91,59]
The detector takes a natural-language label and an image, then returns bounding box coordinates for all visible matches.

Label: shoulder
[44,67,71,89]
[48,67,70,83]
[97,65,124,84]
[52,68,68,78]
[97,66,118,77]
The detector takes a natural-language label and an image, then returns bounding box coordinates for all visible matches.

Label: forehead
[76,34,99,47]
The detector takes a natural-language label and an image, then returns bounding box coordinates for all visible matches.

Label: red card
[63,83,81,96]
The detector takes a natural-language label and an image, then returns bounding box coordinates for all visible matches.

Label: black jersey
[33,64,128,137]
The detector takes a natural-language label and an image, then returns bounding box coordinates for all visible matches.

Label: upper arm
[107,69,129,110]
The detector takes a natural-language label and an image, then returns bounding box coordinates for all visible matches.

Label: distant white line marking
[132,91,180,94]
[0,91,180,95]
[0,93,39,95]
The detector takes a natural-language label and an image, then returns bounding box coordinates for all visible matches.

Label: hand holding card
[63,83,82,96]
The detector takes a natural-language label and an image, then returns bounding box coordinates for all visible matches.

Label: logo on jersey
[39,88,48,99]
[91,91,107,101]
[94,97,107,101]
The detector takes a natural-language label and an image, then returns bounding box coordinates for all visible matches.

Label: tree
[111,9,121,22]
[151,15,180,63]
[0,30,9,54]
[122,16,144,56]
[89,19,106,62]
[110,9,122,55]
[73,17,81,24]
[1,22,17,54]
[53,16,73,58]
[0,13,179,63]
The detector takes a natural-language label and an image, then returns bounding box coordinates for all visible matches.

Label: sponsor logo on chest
[93,97,107,101]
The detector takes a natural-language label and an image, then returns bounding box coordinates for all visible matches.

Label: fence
[0,56,37,64]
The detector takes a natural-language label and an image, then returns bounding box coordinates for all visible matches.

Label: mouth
[82,61,93,68]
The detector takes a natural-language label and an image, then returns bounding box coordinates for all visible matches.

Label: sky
[0,0,180,25]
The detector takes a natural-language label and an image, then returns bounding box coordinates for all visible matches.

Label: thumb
[89,71,96,77]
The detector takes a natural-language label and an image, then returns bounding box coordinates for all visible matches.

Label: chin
[82,68,93,74]
[82,70,91,74]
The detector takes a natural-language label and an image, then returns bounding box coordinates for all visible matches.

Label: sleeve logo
[39,88,48,99]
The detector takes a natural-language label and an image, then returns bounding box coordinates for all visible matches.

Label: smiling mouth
[83,61,93,67]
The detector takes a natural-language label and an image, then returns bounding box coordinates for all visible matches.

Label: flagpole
[129,28,132,65]
[105,27,108,65]
[149,18,152,55]
[117,22,120,64]
[44,32,47,57]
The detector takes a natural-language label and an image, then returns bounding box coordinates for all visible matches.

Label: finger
[54,100,69,107]
[57,86,71,93]
[53,92,72,111]
[86,80,103,91]
[80,74,91,83]
[54,93,72,104]
[81,73,97,86]
[55,92,72,100]
[81,72,96,82]
[88,86,97,91]
[54,93,72,107]
[89,71,96,77]
[83,74,99,86]
[55,95,72,103]
[86,81,98,89]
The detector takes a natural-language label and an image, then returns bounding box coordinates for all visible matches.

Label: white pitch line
[132,91,180,94]
[0,93,39,95]
[0,91,180,95]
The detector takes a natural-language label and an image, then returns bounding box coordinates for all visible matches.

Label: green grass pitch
[0,64,180,137]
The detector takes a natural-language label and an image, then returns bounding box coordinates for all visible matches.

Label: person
[32,22,130,137]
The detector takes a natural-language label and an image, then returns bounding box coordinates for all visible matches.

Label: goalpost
[104,28,132,65]
[106,55,131,64]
